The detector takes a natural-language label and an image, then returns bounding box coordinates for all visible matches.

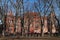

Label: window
[0,20,2,24]
[9,20,12,23]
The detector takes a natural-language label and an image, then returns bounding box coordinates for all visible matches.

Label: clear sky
[0,0,60,16]
[24,0,60,16]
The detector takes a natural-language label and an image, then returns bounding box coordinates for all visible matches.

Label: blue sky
[23,0,60,16]
[0,0,60,16]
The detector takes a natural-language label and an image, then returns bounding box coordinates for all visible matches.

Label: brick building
[5,11,22,34]
[24,12,41,33]
[5,11,58,35]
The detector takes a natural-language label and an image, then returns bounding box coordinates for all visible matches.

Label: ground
[0,36,60,40]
